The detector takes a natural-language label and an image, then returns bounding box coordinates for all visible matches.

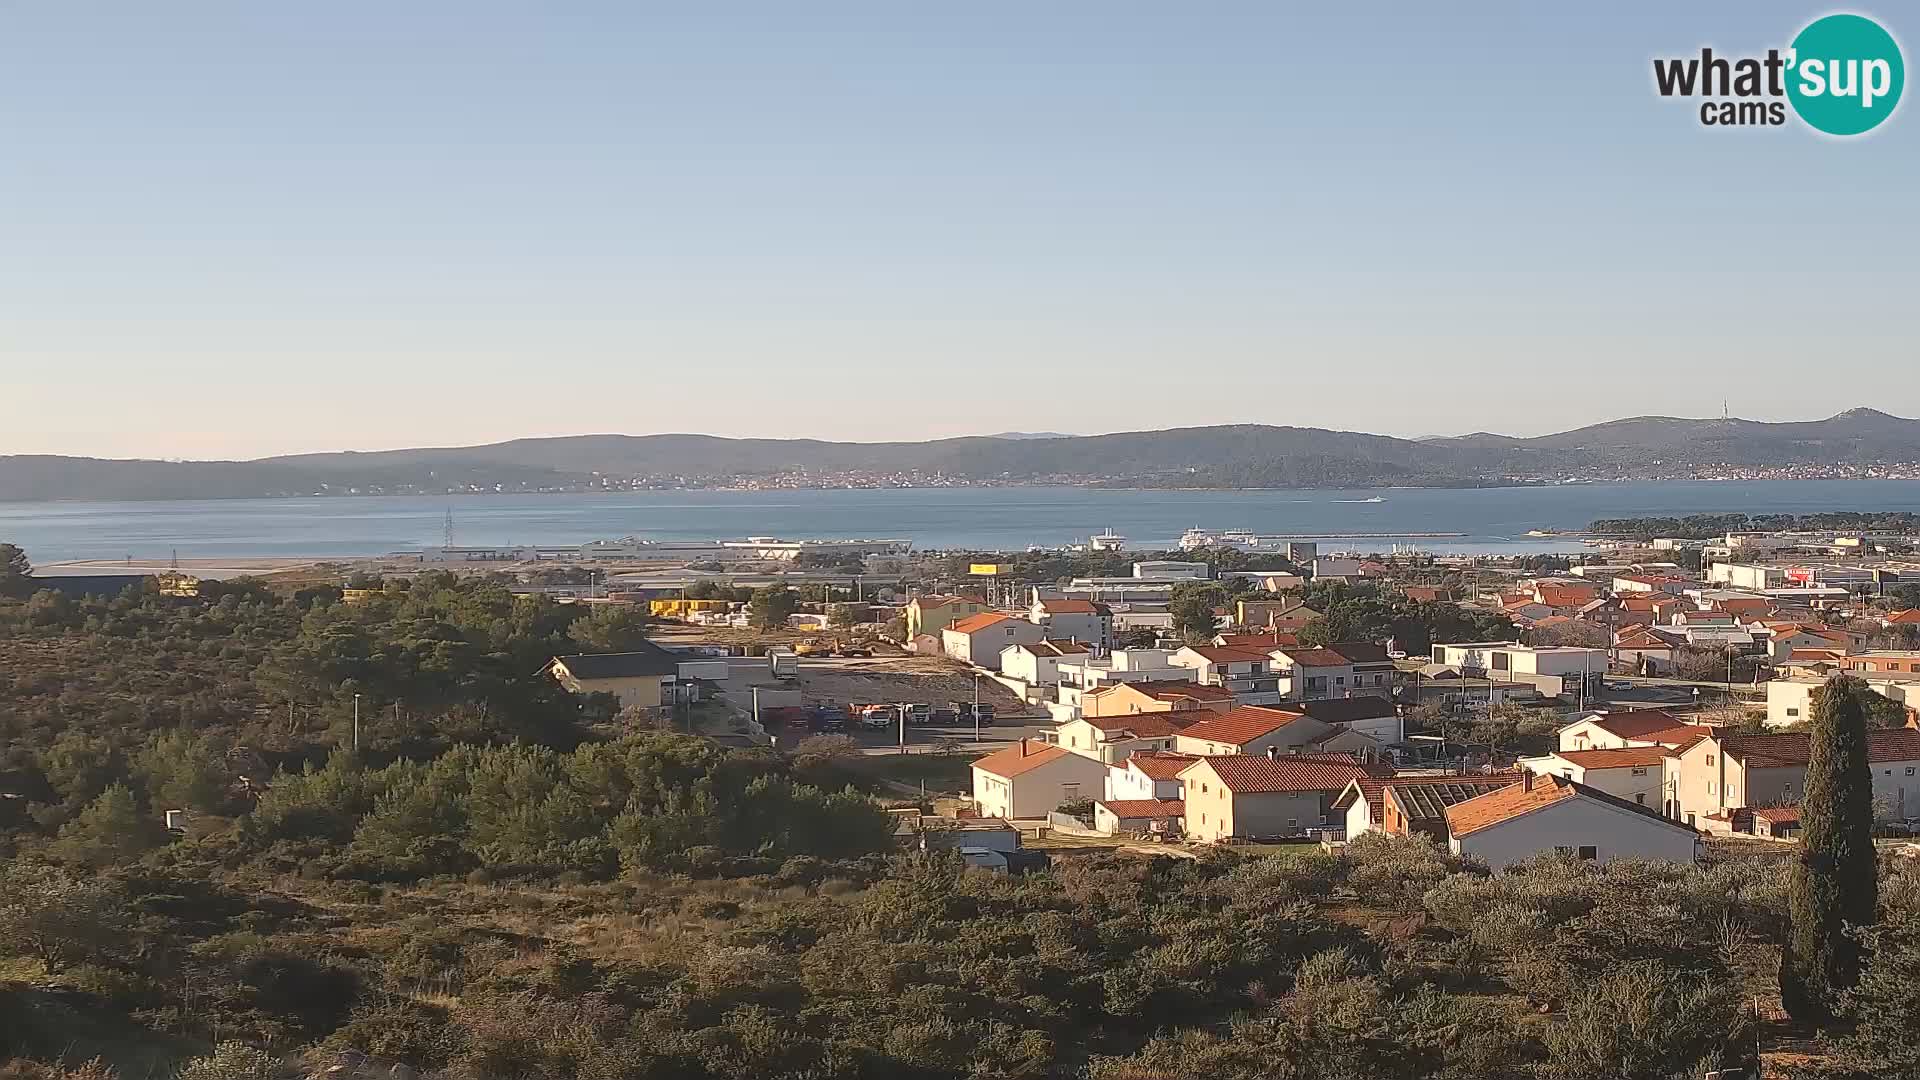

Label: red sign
[1786,567,1814,584]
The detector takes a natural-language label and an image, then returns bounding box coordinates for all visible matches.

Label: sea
[7,479,1920,566]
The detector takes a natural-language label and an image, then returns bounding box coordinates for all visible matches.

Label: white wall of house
[972,754,1109,819]
[1033,610,1113,650]
[1450,796,1698,870]
[1345,797,1378,839]
[1520,755,1663,808]
[945,619,1045,669]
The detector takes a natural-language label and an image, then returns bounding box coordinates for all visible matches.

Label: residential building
[943,612,1045,669]
[1445,773,1699,870]
[1611,574,1690,596]
[1053,712,1197,764]
[1403,585,1455,604]
[1000,639,1092,687]
[1296,696,1404,743]
[1312,556,1363,580]
[1171,645,1279,697]
[906,594,989,638]
[1430,642,1605,700]
[1847,650,1920,675]
[1268,647,1356,700]
[1130,560,1211,581]
[1029,597,1114,650]
[1665,728,1920,826]
[1173,706,1382,760]
[1327,641,1397,696]
[1181,755,1389,842]
[1335,773,1523,841]
[1556,710,1711,753]
[1612,626,1678,675]
[1093,799,1185,836]
[1518,746,1668,809]
[1057,648,1194,692]
[970,740,1110,820]
[1105,750,1196,801]
[546,646,682,709]
[1080,680,1236,718]
[1765,673,1918,728]
[1236,599,1315,630]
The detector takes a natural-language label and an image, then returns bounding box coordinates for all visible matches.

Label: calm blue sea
[7,480,1920,564]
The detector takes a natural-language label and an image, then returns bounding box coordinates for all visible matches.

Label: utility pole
[352,693,361,751]
[972,674,982,744]
[897,701,907,750]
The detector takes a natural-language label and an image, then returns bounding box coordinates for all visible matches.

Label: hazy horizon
[6,2,1916,458]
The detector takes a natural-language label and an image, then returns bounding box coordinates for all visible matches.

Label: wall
[973,755,1109,819]
[1766,680,1818,728]
[1452,796,1697,870]
[557,673,663,709]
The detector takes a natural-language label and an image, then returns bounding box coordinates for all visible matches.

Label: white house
[943,612,1046,670]
[1092,799,1186,836]
[1053,712,1195,764]
[1105,750,1196,802]
[970,739,1111,819]
[1556,710,1707,752]
[1334,773,1524,842]
[1173,706,1383,761]
[1444,773,1700,870]
[1170,645,1274,687]
[1269,647,1357,701]
[1030,598,1114,651]
[1517,746,1668,810]
[1001,639,1092,687]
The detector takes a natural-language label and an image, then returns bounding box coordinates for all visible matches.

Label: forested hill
[6,408,1920,500]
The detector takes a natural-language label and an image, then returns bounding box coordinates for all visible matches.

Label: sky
[2,2,1915,459]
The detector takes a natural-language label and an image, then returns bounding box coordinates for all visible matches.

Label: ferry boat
[1088,529,1128,552]
[576,535,912,562]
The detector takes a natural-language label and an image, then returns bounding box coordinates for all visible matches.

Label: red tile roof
[1273,647,1351,667]
[1721,729,1920,769]
[1126,751,1200,780]
[1081,713,1195,738]
[1577,710,1692,741]
[1097,799,1185,819]
[1887,609,1920,625]
[1554,746,1672,769]
[1188,754,1387,794]
[1444,773,1689,838]
[948,612,1016,634]
[1038,598,1110,615]
[970,740,1074,779]
[1750,806,1801,823]
[1217,631,1301,648]
[1176,706,1309,746]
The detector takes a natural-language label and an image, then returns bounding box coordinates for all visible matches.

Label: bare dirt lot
[793,656,1028,713]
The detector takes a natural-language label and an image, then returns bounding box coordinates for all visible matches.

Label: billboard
[970,563,1007,576]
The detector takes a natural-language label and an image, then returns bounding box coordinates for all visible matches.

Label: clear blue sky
[3,2,1914,459]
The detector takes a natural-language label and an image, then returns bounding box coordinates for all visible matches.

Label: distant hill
[5,408,1919,501]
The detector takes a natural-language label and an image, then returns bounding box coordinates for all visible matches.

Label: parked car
[811,704,851,732]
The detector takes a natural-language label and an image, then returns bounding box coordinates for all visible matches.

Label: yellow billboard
[969,563,1007,576]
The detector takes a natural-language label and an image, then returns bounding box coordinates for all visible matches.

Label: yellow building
[1082,680,1237,718]
[906,594,989,638]
[546,646,682,710]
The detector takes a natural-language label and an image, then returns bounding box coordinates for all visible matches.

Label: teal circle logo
[1786,14,1904,135]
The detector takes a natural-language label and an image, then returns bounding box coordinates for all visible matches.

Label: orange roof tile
[1554,746,1672,769]
[1187,755,1386,794]
[1887,609,1920,625]
[1183,645,1274,664]
[1176,706,1309,746]
[1097,799,1185,818]
[1081,713,1195,738]
[970,739,1074,779]
[1126,751,1200,780]
[948,612,1015,634]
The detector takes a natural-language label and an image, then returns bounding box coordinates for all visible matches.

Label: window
[1708,781,1715,795]
[1907,767,1916,776]
[1577,845,1598,861]
[1061,784,1080,800]
[1200,814,1207,825]
[1553,845,1574,856]
[1706,755,1715,766]
[1635,793,1647,805]
[1786,707,1800,717]
[1631,767,1648,777]
[1287,818,1298,829]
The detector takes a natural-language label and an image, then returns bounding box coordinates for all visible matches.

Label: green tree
[1169,582,1227,642]
[51,784,166,868]
[1781,674,1879,1024]
[0,861,129,973]
[748,586,801,631]
[0,541,31,598]
[566,604,654,653]
[134,730,232,814]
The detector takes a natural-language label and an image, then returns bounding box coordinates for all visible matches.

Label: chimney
[1266,745,1279,760]
[1522,772,1534,792]
[1021,739,1030,757]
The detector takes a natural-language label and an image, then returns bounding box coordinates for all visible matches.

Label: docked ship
[575,535,913,562]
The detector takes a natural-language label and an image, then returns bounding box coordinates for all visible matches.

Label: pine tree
[1781,674,1879,1023]
[52,784,165,868]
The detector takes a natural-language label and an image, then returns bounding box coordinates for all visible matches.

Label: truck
[768,648,800,681]
[904,702,932,726]
[954,701,996,728]
[860,705,899,730]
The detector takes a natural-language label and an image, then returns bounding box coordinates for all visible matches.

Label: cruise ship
[576,535,913,562]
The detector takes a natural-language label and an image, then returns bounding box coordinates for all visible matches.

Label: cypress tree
[1780,674,1879,1023]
